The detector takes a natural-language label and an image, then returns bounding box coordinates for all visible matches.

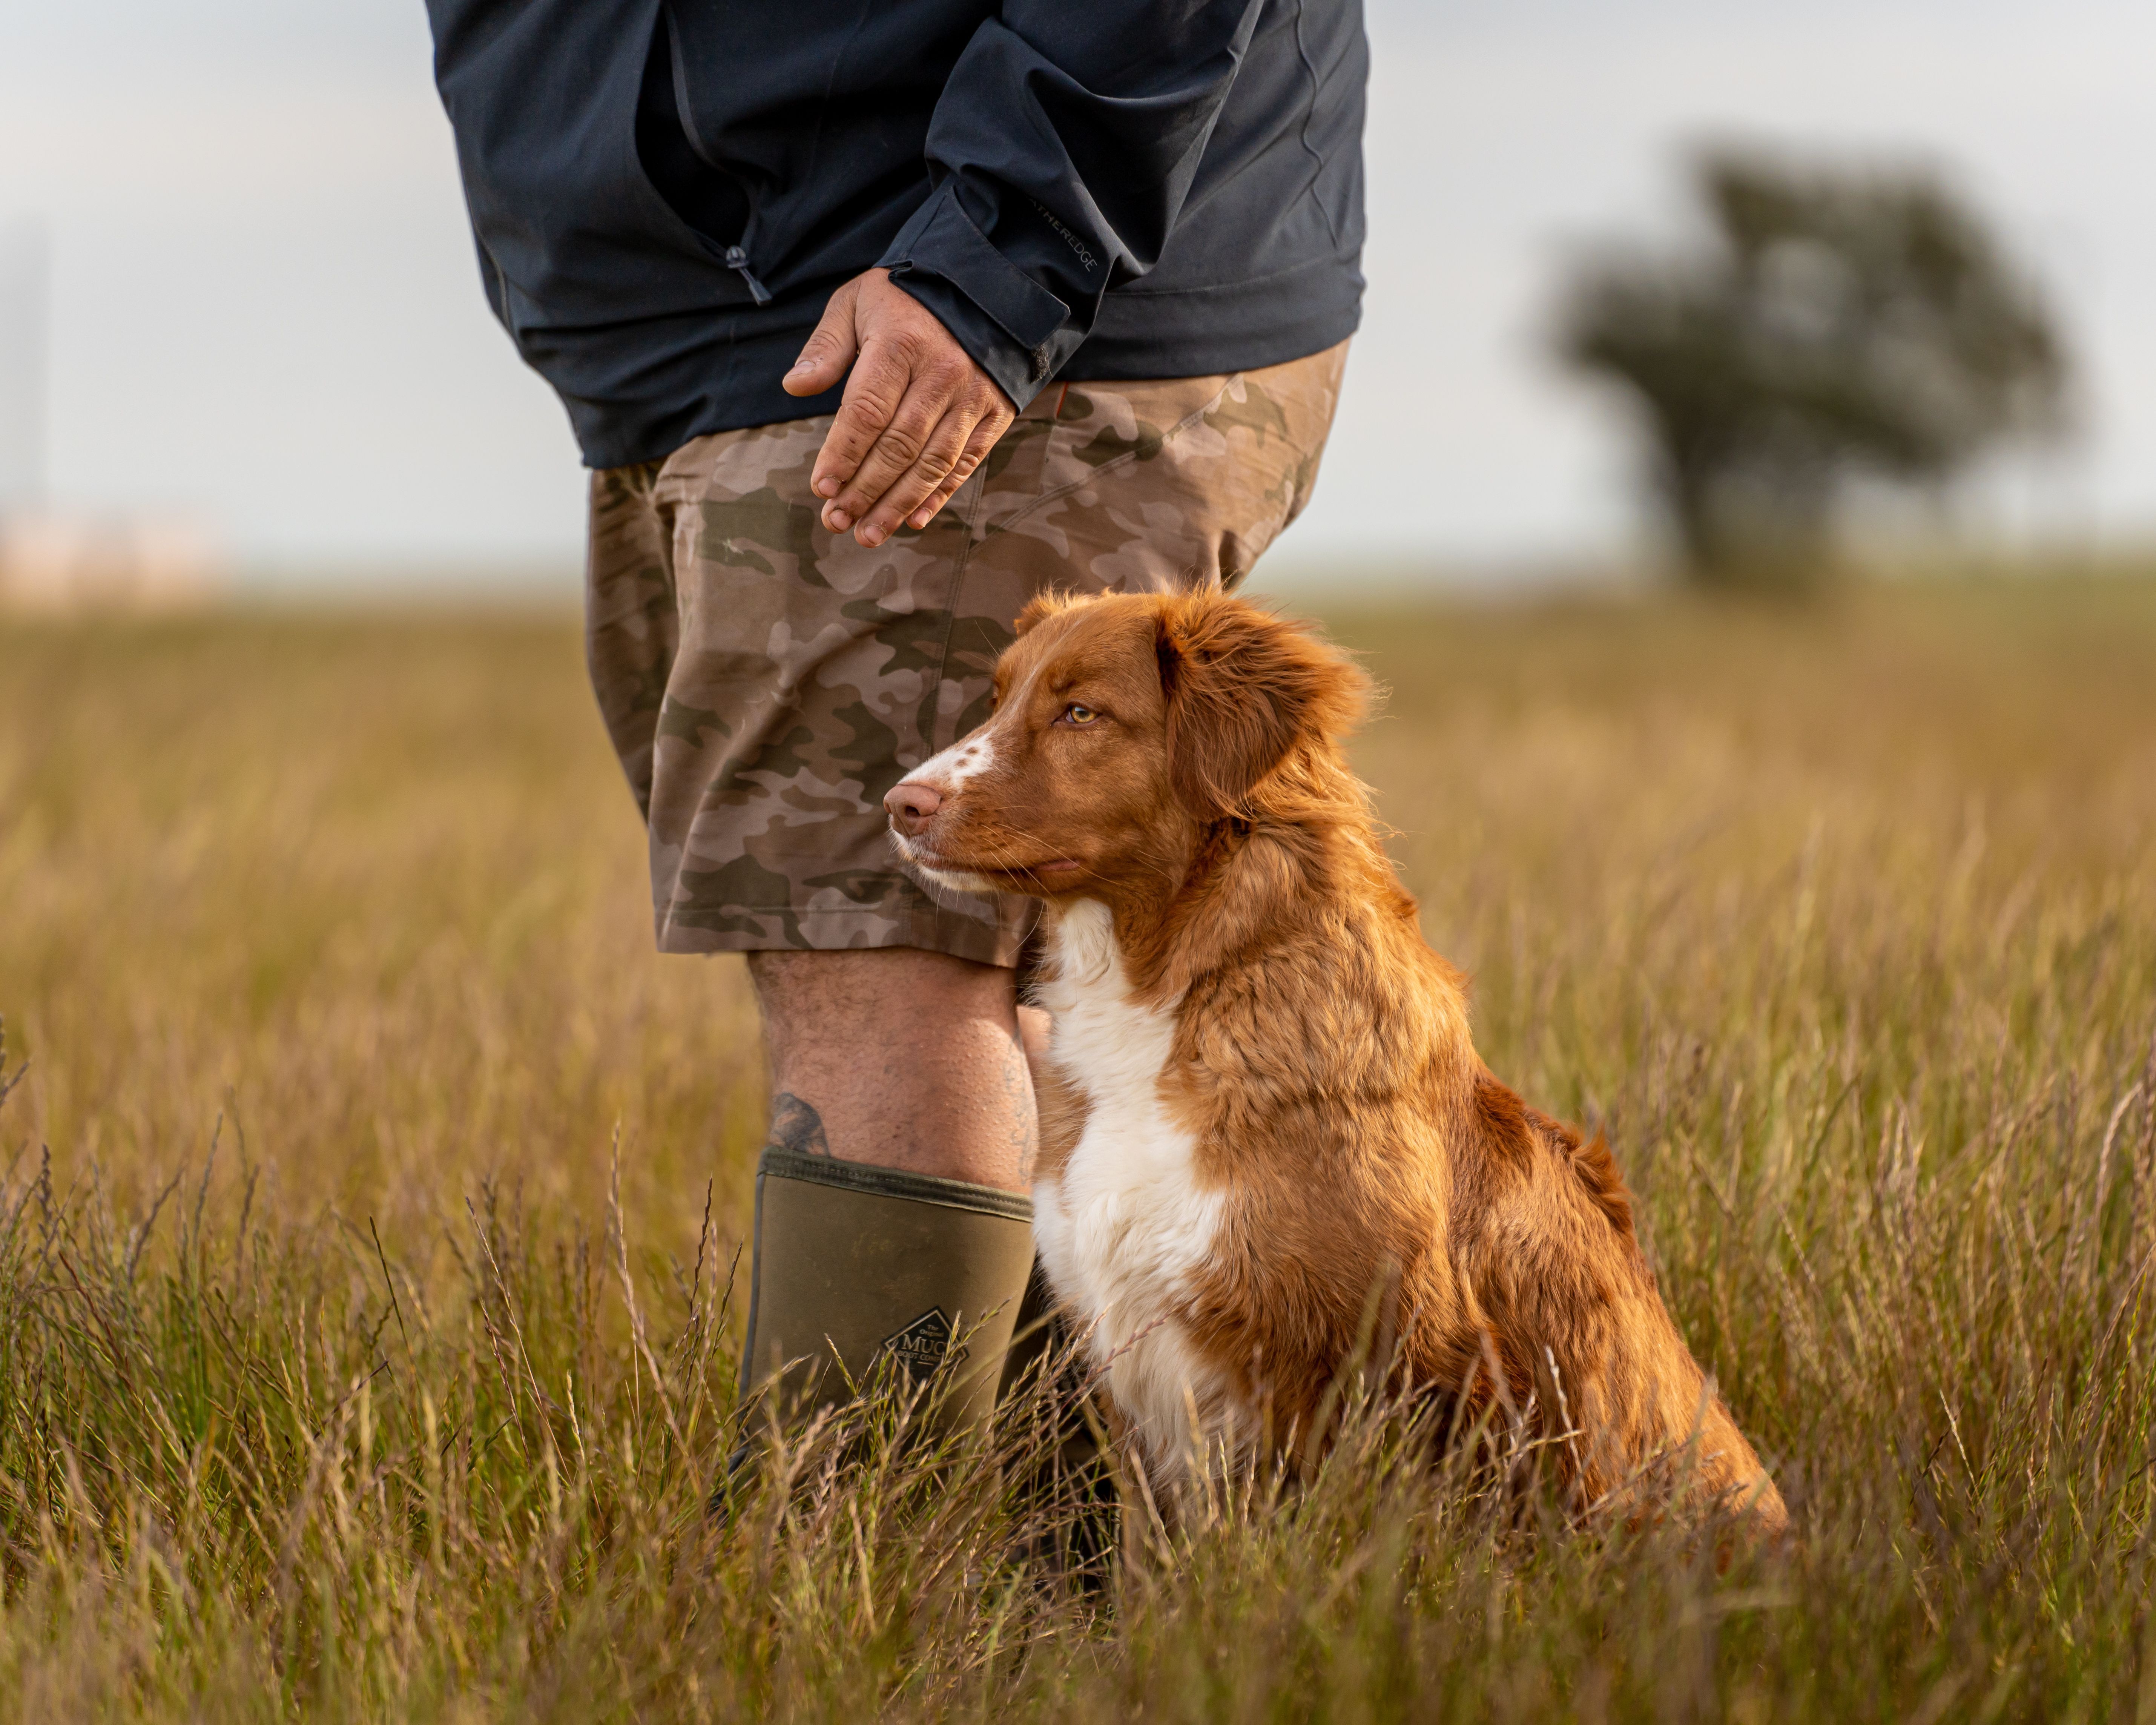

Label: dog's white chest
[1031,901,1232,1474]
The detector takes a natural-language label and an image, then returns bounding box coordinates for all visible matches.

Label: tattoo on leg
[768,1092,832,1158]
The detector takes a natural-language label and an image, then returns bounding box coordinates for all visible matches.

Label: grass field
[2,576,2154,1721]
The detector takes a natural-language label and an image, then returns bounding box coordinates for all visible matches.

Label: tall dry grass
[0,579,2152,1720]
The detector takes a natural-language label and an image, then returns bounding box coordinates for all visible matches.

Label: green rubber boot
[733,1147,1036,1441]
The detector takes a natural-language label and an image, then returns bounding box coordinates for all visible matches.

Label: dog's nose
[884,780,943,833]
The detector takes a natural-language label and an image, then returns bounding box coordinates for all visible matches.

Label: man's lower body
[582,343,1349,1432]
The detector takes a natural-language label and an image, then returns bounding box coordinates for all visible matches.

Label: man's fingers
[822,361,972,536]
[905,416,1008,530]
[783,281,861,400]
[810,339,922,508]
[849,403,984,545]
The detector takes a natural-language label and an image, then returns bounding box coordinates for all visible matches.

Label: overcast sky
[1,0,2151,582]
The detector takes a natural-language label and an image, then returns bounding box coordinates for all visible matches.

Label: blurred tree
[1557,149,2069,588]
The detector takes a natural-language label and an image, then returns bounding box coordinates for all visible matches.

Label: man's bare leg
[746,948,1039,1190]
[1015,1003,1052,1081]
[747,948,1037,1191]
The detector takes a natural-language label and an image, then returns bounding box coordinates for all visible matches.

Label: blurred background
[0,0,2151,602]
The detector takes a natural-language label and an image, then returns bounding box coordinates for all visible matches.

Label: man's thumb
[784,286,859,396]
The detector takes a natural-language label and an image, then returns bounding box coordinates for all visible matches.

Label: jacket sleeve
[877,3,1267,408]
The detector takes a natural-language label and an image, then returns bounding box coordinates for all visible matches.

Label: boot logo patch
[879,1306,968,1381]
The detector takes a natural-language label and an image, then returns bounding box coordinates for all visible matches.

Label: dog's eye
[1059,703,1100,726]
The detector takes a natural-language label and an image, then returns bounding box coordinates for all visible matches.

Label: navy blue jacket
[427,1,1366,468]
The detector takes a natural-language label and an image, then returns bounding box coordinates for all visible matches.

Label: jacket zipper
[723,245,773,306]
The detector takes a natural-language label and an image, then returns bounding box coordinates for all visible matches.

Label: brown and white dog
[884,589,1785,1532]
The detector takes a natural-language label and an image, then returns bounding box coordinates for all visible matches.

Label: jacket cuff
[879,184,1073,410]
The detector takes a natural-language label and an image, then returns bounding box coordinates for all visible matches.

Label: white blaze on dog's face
[882,589,1358,899]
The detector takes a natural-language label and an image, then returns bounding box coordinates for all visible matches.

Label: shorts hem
[655,901,1033,968]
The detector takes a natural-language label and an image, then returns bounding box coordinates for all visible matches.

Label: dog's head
[885,589,1368,900]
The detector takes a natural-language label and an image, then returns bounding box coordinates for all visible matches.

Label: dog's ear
[1014,591,1077,638]
[1155,595,1367,820]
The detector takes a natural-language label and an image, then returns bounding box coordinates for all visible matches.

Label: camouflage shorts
[584,340,1348,967]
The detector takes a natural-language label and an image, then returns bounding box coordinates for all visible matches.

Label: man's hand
[784,269,1017,548]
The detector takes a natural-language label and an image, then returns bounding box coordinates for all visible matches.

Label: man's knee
[747,947,1018,1048]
